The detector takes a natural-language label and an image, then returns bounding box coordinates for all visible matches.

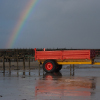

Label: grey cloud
[0,0,100,48]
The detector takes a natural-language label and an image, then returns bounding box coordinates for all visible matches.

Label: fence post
[9,58,11,74]
[23,57,25,71]
[3,56,5,73]
[29,57,30,71]
[17,56,18,69]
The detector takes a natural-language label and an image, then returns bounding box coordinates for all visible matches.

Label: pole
[29,57,30,71]
[17,56,18,70]
[3,56,5,73]
[9,58,11,74]
[23,57,25,72]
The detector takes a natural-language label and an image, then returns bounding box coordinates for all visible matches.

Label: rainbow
[6,0,39,48]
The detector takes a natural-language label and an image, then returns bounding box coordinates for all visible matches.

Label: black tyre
[43,60,56,73]
[55,65,62,72]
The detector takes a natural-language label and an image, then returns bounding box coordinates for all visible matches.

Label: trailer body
[34,48,95,63]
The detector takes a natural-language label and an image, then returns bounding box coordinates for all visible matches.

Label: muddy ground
[0,63,100,100]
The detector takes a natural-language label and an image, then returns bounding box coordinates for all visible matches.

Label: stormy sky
[0,0,100,49]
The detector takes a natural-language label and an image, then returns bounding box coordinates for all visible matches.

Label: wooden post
[23,57,25,71]
[3,56,5,73]
[29,57,30,71]
[9,58,11,74]
[3,73,5,77]
[23,72,25,76]
[17,70,19,77]
[29,71,30,76]
[17,56,18,70]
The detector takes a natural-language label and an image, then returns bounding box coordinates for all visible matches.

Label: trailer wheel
[43,60,56,73]
[55,65,62,72]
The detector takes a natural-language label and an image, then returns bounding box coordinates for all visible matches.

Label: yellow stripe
[57,59,92,65]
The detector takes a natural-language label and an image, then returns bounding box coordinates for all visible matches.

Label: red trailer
[34,48,99,73]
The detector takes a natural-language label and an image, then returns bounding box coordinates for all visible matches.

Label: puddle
[0,68,100,100]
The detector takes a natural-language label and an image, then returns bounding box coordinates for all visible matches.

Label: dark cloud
[0,0,100,48]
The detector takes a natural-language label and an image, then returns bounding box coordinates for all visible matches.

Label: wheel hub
[45,62,53,70]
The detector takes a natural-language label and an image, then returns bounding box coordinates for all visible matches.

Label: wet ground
[0,66,100,100]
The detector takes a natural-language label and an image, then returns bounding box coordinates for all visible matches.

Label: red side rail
[34,48,96,61]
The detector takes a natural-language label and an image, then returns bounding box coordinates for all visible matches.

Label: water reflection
[35,72,96,100]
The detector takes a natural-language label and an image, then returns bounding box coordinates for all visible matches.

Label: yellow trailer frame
[38,59,100,65]
[57,60,92,65]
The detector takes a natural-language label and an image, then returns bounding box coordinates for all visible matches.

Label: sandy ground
[0,65,100,100]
